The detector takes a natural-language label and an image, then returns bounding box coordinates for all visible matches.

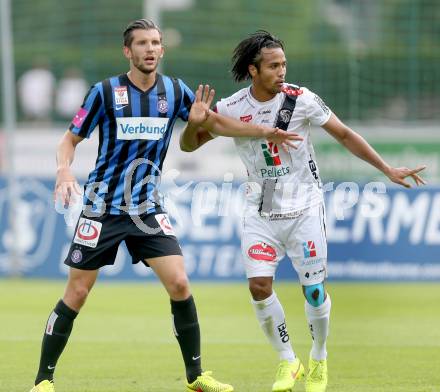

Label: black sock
[171,295,202,383]
[35,300,78,385]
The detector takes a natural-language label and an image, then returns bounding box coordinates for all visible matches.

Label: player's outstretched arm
[180,84,303,152]
[55,130,84,206]
[322,113,427,188]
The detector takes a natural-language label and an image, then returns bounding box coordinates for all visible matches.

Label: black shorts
[65,211,182,270]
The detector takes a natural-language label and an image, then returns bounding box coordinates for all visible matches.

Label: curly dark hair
[231,30,284,82]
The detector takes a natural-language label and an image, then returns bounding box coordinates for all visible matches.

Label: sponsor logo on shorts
[305,267,326,280]
[247,242,277,262]
[301,257,325,267]
[303,241,317,258]
[269,208,307,220]
[71,249,83,264]
[73,218,102,248]
[155,213,175,235]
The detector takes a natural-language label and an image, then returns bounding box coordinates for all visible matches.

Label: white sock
[305,294,331,361]
[251,291,295,361]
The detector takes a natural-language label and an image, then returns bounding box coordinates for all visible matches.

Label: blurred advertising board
[0,177,439,281]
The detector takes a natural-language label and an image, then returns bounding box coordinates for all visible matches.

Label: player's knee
[303,283,325,307]
[65,285,90,309]
[249,278,272,301]
[167,275,190,299]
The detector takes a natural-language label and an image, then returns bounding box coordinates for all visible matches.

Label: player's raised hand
[54,167,82,208]
[188,84,215,126]
[385,165,427,188]
[265,128,303,152]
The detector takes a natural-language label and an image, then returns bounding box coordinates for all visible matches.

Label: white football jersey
[215,84,332,216]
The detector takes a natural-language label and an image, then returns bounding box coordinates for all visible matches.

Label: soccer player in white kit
[180,31,426,392]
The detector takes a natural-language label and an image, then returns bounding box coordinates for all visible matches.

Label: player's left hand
[188,84,215,126]
[266,128,303,152]
[385,165,427,188]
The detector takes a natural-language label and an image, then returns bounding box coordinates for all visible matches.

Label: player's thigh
[65,212,126,270]
[241,215,285,279]
[147,255,190,300]
[286,204,327,286]
[125,212,183,263]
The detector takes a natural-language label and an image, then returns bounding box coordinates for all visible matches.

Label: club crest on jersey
[303,241,317,258]
[157,98,168,114]
[248,242,277,262]
[73,218,102,248]
[114,86,129,105]
[278,109,292,124]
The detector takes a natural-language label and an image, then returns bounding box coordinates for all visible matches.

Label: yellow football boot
[272,358,305,392]
[305,357,328,392]
[186,371,234,392]
[29,380,55,392]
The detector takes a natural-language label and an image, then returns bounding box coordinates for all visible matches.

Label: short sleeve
[303,87,332,126]
[177,80,196,121]
[69,84,104,138]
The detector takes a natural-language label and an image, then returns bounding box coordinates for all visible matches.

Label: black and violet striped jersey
[69,73,194,215]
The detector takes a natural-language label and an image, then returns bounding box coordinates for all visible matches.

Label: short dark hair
[231,30,284,82]
[123,19,162,47]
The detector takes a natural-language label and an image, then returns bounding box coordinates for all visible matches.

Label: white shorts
[241,203,327,286]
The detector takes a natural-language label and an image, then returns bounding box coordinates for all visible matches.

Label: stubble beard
[134,58,157,75]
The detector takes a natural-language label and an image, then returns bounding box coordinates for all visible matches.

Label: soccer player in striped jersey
[180,31,426,392]
[29,20,301,392]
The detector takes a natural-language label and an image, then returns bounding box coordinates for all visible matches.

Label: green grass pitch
[1,279,439,391]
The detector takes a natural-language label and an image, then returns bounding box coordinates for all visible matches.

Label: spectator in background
[17,60,55,122]
[55,68,88,119]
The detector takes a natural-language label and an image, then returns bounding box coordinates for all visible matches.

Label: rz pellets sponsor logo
[260,142,290,178]
[261,142,281,166]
